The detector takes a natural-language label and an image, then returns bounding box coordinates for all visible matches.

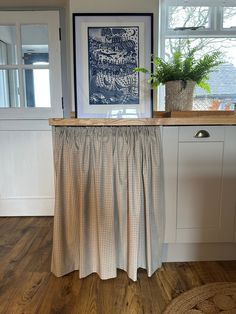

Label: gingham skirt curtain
[51,126,164,281]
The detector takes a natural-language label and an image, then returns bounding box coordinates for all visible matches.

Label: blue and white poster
[74,14,153,118]
[88,27,139,105]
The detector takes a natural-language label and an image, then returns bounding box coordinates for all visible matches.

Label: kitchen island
[49,112,236,279]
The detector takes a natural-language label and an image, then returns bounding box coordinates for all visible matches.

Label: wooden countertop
[49,111,236,126]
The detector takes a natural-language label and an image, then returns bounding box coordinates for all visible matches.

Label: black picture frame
[73,13,153,118]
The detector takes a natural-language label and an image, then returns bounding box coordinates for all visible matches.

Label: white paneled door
[0,11,63,216]
[0,128,55,216]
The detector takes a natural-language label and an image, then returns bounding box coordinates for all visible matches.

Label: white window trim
[161,0,236,43]
[0,11,63,120]
[158,0,236,110]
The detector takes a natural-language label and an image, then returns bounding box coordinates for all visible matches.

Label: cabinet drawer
[179,126,225,142]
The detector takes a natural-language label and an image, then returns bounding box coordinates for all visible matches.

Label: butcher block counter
[49,111,236,126]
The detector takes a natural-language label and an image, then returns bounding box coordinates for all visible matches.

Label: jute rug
[163,282,236,313]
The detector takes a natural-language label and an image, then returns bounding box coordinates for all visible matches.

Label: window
[0,11,63,119]
[160,0,236,111]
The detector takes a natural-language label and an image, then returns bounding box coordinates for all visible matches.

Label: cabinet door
[176,126,235,243]
[177,141,223,242]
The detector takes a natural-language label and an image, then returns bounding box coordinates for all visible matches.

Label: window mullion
[22,65,50,70]
[160,0,167,58]
[16,22,25,109]
[209,6,217,31]
[166,29,236,38]
[212,6,223,32]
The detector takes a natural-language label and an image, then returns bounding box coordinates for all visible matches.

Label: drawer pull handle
[194,130,210,138]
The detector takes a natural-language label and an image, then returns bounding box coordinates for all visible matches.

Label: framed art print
[73,13,153,118]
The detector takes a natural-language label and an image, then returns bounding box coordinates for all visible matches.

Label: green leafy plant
[134,46,224,92]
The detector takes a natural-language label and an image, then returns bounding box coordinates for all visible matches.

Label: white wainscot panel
[0,130,54,216]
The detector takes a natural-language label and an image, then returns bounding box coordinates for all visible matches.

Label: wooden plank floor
[0,217,236,314]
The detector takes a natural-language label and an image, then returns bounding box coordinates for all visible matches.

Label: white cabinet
[163,126,236,244]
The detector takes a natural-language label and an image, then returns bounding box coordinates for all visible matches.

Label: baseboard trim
[0,208,54,216]
[163,242,236,262]
[0,198,54,216]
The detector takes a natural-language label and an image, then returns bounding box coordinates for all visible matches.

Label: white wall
[0,0,66,7]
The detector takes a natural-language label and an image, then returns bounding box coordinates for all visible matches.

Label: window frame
[159,0,236,110]
[0,11,63,119]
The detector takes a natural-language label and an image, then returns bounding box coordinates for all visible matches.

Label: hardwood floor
[1,217,236,314]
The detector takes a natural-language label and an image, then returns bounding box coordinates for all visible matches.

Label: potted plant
[134,46,223,111]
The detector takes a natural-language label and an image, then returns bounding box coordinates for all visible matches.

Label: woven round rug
[163,282,236,313]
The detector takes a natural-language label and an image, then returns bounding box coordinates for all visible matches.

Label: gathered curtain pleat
[51,126,164,281]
